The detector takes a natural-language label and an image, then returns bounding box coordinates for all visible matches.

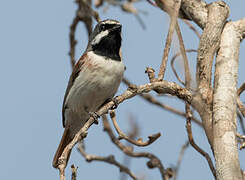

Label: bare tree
[54,0,245,180]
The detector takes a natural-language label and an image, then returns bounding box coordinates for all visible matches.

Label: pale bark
[213,20,244,180]
[195,1,229,147]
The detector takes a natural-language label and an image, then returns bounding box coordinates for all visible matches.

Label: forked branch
[77,142,138,180]
[110,110,161,146]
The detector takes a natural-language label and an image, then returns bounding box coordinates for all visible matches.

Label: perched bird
[52,19,125,168]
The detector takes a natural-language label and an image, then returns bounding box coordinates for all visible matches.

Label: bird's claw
[111,97,119,110]
[89,112,100,124]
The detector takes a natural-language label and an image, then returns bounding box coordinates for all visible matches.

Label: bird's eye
[100,24,106,31]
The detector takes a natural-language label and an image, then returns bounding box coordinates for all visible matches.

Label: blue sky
[1,0,245,179]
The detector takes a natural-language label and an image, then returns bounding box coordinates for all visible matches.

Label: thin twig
[120,115,139,180]
[183,20,201,38]
[186,108,216,178]
[69,16,80,68]
[71,165,78,180]
[110,110,161,146]
[146,0,157,7]
[121,2,146,29]
[236,133,245,150]
[174,141,189,180]
[69,0,101,70]
[77,143,138,180]
[158,0,182,80]
[59,167,66,180]
[238,83,245,96]
[98,0,146,29]
[237,83,245,117]
[170,49,197,86]
[175,21,191,88]
[238,111,245,135]
[103,115,167,180]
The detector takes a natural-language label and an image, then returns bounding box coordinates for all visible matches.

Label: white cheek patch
[91,30,109,45]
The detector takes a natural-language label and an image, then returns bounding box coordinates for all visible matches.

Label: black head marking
[87,19,122,61]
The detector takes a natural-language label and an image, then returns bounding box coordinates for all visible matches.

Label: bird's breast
[66,51,125,114]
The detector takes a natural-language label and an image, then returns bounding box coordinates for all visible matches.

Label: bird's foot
[110,97,119,110]
[89,112,100,124]
[101,97,119,110]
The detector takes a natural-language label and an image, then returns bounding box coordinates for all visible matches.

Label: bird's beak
[111,24,122,33]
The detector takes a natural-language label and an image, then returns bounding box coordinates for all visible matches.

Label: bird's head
[87,19,122,61]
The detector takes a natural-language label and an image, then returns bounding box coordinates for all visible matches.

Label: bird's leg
[110,96,119,109]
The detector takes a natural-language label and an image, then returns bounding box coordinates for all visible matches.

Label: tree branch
[170,49,197,86]
[110,110,161,146]
[186,106,216,178]
[195,1,229,148]
[71,165,78,180]
[213,18,244,180]
[102,115,168,180]
[196,1,229,102]
[183,20,201,38]
[238,83,245,117]
[77,142,138,180]
[122,78,202,127]
[175,21,191,88]
[181,0,207,29]
[173,141,189,180]
[69,0,100,69]
[157,0,181,80]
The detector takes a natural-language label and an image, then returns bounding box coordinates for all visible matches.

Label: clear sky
[1,0,245,180]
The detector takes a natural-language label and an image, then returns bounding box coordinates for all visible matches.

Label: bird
[52,19,125,168]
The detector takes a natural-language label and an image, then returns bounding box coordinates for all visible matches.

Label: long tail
[52,127,73,168]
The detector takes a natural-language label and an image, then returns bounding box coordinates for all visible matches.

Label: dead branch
[77,142,138,180]
[183,20,201,38]
[122,78,202,127]
[170,49,197,86]
[173,141,189,180]
[102,115,168,180]
[237,98,245,118]
[185,105,216,178]
[238,111,245,135]
[238,83,245,96]
[157,0,181,80]
[110,110,161,146]
[175,21,191,88]
[181,0,207,29]
[96,0,146,29]
[69,0,100,69]
[194,1,230,149]
[71,165,78,180]
[120,115,139,180]
[213,16,244,180]
[238,83,245,117]
[236,133,245,150]
[196,1,229,102]
[154,0,191,20]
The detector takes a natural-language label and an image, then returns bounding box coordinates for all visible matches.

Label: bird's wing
[62,53,87,127]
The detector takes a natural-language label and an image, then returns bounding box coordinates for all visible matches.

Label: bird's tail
[52,127,73,168]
